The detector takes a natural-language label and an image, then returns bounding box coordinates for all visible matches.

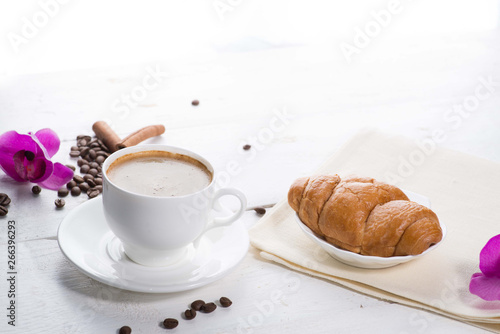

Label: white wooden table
[1,31,499,333]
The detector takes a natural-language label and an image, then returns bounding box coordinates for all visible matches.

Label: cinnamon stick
[116,125,165,150]
[92,121,122,152]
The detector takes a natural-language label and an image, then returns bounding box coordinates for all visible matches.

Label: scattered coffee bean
[87,179,96,187]
[71,186,81,196]
[77,158,87,167]
[79,182,90,192]
[32,185,42,195]
[100,144,110,152]
[76,134,87,140]
[96,150,109,157]
[90,162,99,169]
[119,326,132,334]
[201,302,217,313]
[87,189,100,199]
[96,156,105,164]
[0,206,8,216]
[94,177,103,185]
[80,147,90,157]
[58,188,69,197]
[55,199,65,208]
[0,193,11,206]
[192,99,199,106]
[65,164,76,171]
[219,297,232,307]
[94,185,103,192]
[254,207,266,215]
[71,146,79,151]
[80,165,90,174]
[83,174,94,182]
[243,144,251,150]
[163,318,178,329]
[89,149,97,160]
[66,180,77,189]
[73,175,85,184]
[78,139,88,147]
[89,142,100,148]
[70,151,80,158]
[88,168,98,176]
[184,309,196,320]
[191,300,205,311]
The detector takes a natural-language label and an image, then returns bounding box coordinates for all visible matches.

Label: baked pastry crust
[288,174,443,257]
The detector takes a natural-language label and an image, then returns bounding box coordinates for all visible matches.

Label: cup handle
[193,188,247,247]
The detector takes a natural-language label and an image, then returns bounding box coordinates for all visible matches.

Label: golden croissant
[288,175,443,257]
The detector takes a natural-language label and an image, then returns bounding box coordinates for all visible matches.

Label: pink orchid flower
[0,129,73,190]
[470,234,500,301]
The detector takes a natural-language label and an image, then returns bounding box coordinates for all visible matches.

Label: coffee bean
[89,142,100,149]
[65,164,76,171]
[95,185,103,192]
[70,151,80,158]
[0,206,8,216]
[80,147,90,157]
[190,300,204,311]
[219,297,232,307]
[78,139,88,147]
[97,172,103,178]
[201,302,217,313]
[96,150,109,157]
[90,162,99,169]
[163,318,178,329]
[55,199,65,208]
[80,165,90,174]
[83,174,94,182]
[100,143,110,152]
[58,188,69,197]
[76,134,87,140]
[96,156,105,164]
[87,189,100,198]
[66,180,77,189]
[77,158,87,167]
[254,207,266,215]
[192,99,199,106]
[71,186,81,196]
[88,168,98,176]
[73,175,85,184]
[32,185,42,195]
[79,182,90,192]
[94,177,103,185]
[89,149,97,160]
[0,193,11,206]
[87,179,96,187]
[184,309,196,320]
[243,144,251,150]
[119,326,131,334]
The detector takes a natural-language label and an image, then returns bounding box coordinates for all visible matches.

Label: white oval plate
[294,190,446,269]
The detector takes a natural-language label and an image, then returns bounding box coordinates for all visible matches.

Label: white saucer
[57,198,249,293]
[295,190,446,269]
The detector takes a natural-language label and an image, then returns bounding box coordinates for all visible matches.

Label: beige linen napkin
[249,129,500,332]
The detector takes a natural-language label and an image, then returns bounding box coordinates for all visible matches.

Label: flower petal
[37,163,73,190]
[479,234,500,278]
[34,129,60,158]
[28,156,53,183]
[0,131,38,181]
[470,272,500,301]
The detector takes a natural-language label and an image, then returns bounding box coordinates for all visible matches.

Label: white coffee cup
[102,144,247,267]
